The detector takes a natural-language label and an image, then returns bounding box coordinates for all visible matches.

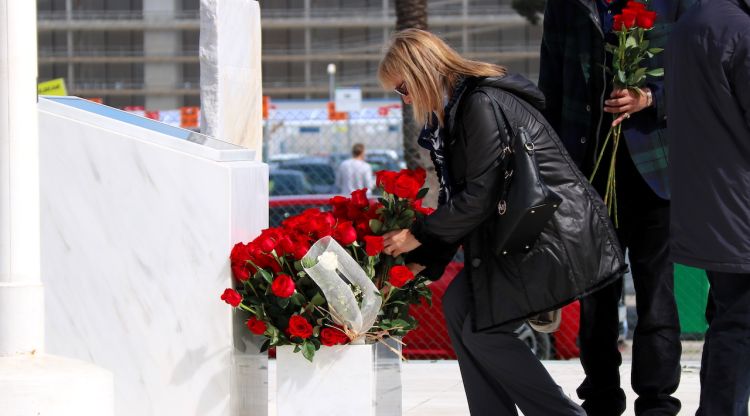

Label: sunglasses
[394,81,409,97]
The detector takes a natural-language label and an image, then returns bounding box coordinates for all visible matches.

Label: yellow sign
[38,78,68,96]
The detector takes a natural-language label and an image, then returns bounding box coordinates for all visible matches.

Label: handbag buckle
[524,142,535,153]
[498,200,507,215]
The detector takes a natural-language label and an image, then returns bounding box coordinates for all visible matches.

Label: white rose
[318,251,339,271]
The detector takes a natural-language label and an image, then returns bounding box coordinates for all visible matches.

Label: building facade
[37,0,542,110]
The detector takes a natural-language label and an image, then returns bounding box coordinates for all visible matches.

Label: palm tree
[394,0,440,207]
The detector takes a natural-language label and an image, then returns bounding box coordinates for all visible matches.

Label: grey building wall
[37,0,543,108]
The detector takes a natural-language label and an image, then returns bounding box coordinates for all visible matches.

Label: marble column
[0,1,114,414]
[199,0,263,160]
[0,0,44,357]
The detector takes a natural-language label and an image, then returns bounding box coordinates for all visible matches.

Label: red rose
[351,188,369,208]
[367,202,384,219]
[259,237,275,253]
[246,317,267,335]
[376,170,398,194]
[277,236,295,256]
[355,221,372,240]
[389,265,415,288]
[220,288,242,307]
[636,10,657,29]
[287,315,313,339]
[364,235,384,256]
[410,168,427,187]
[330,196,350,219]
[414,199,435,216]
[230,243,252,281]
[271,274,295,298]
[333,221,358,246]
[624,1,647,11]
[613,15,625,31]
[394,173,421,200]
[293,243,310,261]
[347,202,365,221]
[621,10,637,29]
[320,327,350,346]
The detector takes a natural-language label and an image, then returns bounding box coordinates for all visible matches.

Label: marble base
[276,340,402,416]
[0,354,114,416]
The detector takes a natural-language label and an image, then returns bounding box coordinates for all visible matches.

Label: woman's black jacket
[409,74,626,331]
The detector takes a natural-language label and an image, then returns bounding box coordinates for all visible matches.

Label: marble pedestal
[276,340,402,416]
[38,97,268,416]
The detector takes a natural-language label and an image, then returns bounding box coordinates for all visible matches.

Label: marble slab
[277,340,402,416]
[38,98,268,416]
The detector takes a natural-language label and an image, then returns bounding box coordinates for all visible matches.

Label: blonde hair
[378,29,506,126]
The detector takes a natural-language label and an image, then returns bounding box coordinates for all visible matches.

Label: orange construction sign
[327,101,348,121]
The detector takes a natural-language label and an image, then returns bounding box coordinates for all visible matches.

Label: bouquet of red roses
[220,168,435,361]
[590,0,662,226]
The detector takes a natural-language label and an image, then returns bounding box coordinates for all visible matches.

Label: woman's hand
[382,229,422,257]
[604,87,651,127]
[407,263,426,276]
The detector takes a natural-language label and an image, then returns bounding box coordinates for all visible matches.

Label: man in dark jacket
[539,1,693,415]
[666,1,750,414]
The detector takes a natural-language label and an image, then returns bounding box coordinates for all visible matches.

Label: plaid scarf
[417,77,471,205]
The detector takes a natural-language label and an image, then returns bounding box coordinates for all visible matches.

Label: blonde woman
[379,29,625,415]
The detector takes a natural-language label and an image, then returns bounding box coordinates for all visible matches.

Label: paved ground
[267,359,707,415]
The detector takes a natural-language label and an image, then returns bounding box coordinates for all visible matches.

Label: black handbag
[488,95,563,256]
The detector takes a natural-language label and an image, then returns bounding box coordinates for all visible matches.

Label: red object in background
[144,111,160,120]
[262,96,270,120]
[555,301,581,359]
[123,105,145,112]
[403,262,461,359]
[180,106,200,128]
[377,103,402,117]
[86,97,104,104]
[327,101,348,121]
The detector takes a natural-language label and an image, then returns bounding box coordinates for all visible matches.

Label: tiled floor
[268,360,707,415]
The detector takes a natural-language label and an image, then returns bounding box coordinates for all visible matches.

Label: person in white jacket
[335,143,375,195]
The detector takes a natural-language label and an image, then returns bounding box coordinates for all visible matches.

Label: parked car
[269,169,313,196]
[275,158,338,195]
[269,195,582,360]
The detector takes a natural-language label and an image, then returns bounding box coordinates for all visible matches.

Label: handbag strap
[480,90,516,215]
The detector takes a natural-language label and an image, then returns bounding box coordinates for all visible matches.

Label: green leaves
[310,292,326,307]
[416,188,429,200]
[276,296,290,309]
[369,219,384,235]
[625,35,637,49]
[289,292,307,307]
[646,68,664,77]
[608,23,664,90]
[301,341,317,362]
[255,268,273,284]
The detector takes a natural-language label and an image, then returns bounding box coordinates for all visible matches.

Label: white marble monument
[38,97,268,415]
[200,0,263,159]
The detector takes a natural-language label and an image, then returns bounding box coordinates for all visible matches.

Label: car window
[269,172,313,196]
[282,164,335,186]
